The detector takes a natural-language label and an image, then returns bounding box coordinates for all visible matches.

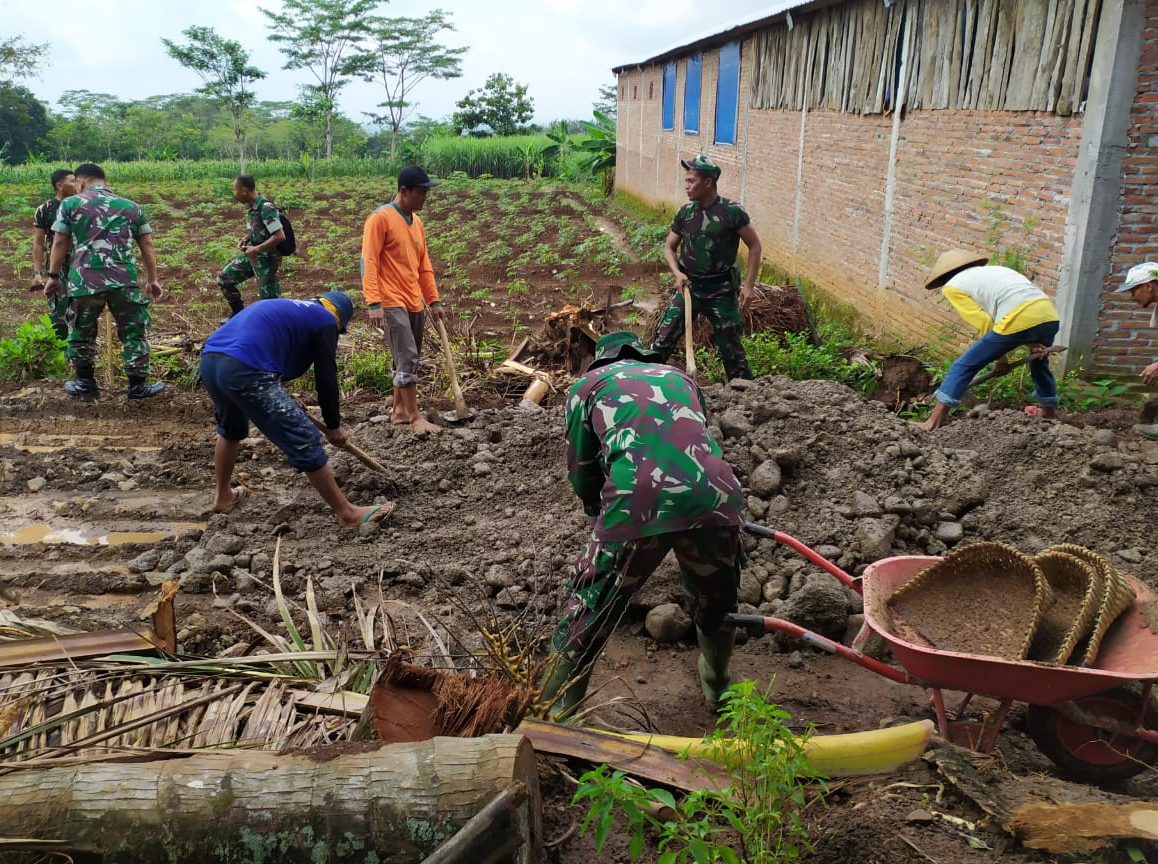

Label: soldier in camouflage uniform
[652,155,763,381]
[44,163,165,400]
[31,168,78,341]
[217,174,286,319]
[540,332,745,717]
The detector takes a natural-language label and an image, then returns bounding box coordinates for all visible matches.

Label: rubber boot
[126,376,165,400]
[1133,423,1158,440]
[696,626,736,708]
[64,363,99,400]
[539,654,592,720]
[221,300,244,324]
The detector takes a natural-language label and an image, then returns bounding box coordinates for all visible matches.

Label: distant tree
[0,83,49,163]
[359,9,466,158]
[261,0,380,159]
[593,82,617,120]
[161,26,266,171]
[54,90,126,161]
[453,73,534,137]
[0,35,47,81]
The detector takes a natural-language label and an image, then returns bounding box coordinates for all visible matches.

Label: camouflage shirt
[672,196,751,282]
[33,198,70,278]
[246,195,283,247]
[51,184,152,296]
[566,360,744,541]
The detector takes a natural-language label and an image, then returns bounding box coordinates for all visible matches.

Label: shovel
[682,285,696,375]
[435,316,475,423]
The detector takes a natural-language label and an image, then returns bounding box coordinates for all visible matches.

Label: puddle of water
[0,522,205,547]
[0,432,161,453]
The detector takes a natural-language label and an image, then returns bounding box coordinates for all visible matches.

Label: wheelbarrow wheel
[1026,685,1158,785]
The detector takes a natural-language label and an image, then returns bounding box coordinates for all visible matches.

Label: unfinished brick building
[612,0,1158,375]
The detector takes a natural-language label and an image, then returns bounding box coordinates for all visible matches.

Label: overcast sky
[4,0,775,125]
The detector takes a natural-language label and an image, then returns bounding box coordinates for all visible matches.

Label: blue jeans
[199,352,327,472]
[935,320,1060,408]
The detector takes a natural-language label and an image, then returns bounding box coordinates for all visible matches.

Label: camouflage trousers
[550,525,742,670]
[68,288,152,377]
[217,252,282,306]
[46,293,71,342]
[653,276,752,381]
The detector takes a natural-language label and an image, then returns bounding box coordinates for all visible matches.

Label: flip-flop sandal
[214,486,249,515]
[1023,406,1044,418]
[360,501,396,524]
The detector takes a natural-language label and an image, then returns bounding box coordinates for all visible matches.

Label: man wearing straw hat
[917,250,1060,431]
[1114,262,1158,439]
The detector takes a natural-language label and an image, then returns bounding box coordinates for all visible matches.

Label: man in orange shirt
[360,165,447,434]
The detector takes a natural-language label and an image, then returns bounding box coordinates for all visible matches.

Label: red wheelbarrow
[727,522,1158,784]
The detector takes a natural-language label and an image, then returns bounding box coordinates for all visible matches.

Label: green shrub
[0,315,67,382]
[342,350,393,393]
[573,680,820,863]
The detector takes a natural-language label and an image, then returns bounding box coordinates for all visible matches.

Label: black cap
[397,165,439,189]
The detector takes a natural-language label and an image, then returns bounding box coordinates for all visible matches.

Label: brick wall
[616,9,1158,371]
[1097,0,1158,375]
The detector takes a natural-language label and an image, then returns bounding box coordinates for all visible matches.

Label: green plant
[982,204,1040,276]
[342,350,393,393]
[0,315,67,382]
[573,680,820,863]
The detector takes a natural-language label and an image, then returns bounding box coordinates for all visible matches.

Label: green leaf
[629,832,645,859]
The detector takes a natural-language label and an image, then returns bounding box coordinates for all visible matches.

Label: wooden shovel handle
[683,286,696,375]
[436,317,469,417]
[306,412,389,475]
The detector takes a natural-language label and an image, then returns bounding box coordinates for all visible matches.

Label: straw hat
[924,250,989,290]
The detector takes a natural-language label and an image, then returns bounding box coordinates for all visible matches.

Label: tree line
[0,0,616,167]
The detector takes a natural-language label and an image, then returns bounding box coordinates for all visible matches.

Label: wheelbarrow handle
[742,521,860,593]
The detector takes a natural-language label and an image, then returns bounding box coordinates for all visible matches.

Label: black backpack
[275,205,296,256]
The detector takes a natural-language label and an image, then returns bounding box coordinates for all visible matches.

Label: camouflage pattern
[35,198,72,340]
[566,359,744,542]
[51,185,151,296]
[549,526,742,665]
[218,252,282,303]
[68,287,152,376]
[652,281,752,380]
[217,195,284,302]
[671,197,750,280]
[590,331,661,368]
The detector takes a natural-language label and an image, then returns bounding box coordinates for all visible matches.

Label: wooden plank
[967,0,998,109]
[1057,0,1089,115]
[1006,0,1048,110]
[984,0,1017,110]
[1069,0,1103,112]
[1030,0,1067,108]
[515,718,729,793]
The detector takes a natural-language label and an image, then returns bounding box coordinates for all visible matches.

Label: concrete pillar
[1055,0,1146,373]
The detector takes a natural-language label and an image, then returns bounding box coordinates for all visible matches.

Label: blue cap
[318,291,354,332]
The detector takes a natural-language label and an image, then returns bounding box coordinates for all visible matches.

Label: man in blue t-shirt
[199,291,393,525]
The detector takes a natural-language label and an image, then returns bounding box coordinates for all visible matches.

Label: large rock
[645,603,692,642]
[855,517,897,562]
[780,575,849,640]
[749,460,782,498]
[205,533,244,556]
[717,410,753,439]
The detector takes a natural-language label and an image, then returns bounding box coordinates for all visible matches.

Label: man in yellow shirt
[1115,262,1158,439]
[360,165,446,434]
[917,250,1060,431]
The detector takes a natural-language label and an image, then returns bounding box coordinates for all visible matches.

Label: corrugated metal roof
[611,1,817,72]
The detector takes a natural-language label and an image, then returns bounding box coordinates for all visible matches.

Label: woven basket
[1042,544,1136,666]
[888,542,1054,661]
[1029,550,1101,665]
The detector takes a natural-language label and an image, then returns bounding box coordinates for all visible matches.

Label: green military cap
[590,331,663,370]
[680,154,721,180]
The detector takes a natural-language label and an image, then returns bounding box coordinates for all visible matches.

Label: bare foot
[410,415,441,435]
[390,406,412,425]
[340,500,396,528]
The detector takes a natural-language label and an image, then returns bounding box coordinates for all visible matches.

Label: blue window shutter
[662,62,676,130]
[714,41,740,145]
[684,54,701,134]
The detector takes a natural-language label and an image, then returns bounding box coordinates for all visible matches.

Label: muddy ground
[1,178,1156,862]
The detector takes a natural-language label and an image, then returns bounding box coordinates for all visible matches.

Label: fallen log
[0,734,541,864]
[1012,802,1158,854]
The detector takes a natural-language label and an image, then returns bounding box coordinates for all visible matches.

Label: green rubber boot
[539,654,593,720]
[1132,423,1158,440]
[696,626,736,708]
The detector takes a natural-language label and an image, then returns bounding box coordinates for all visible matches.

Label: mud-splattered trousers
[652,270,752,380]
[218,251,282,307]
[550,525,743,674]
[68,286,152,377]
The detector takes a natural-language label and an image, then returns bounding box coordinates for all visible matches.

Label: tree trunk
[326,110,334,159]
[0,734,541,864]
[390,124,399,159]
